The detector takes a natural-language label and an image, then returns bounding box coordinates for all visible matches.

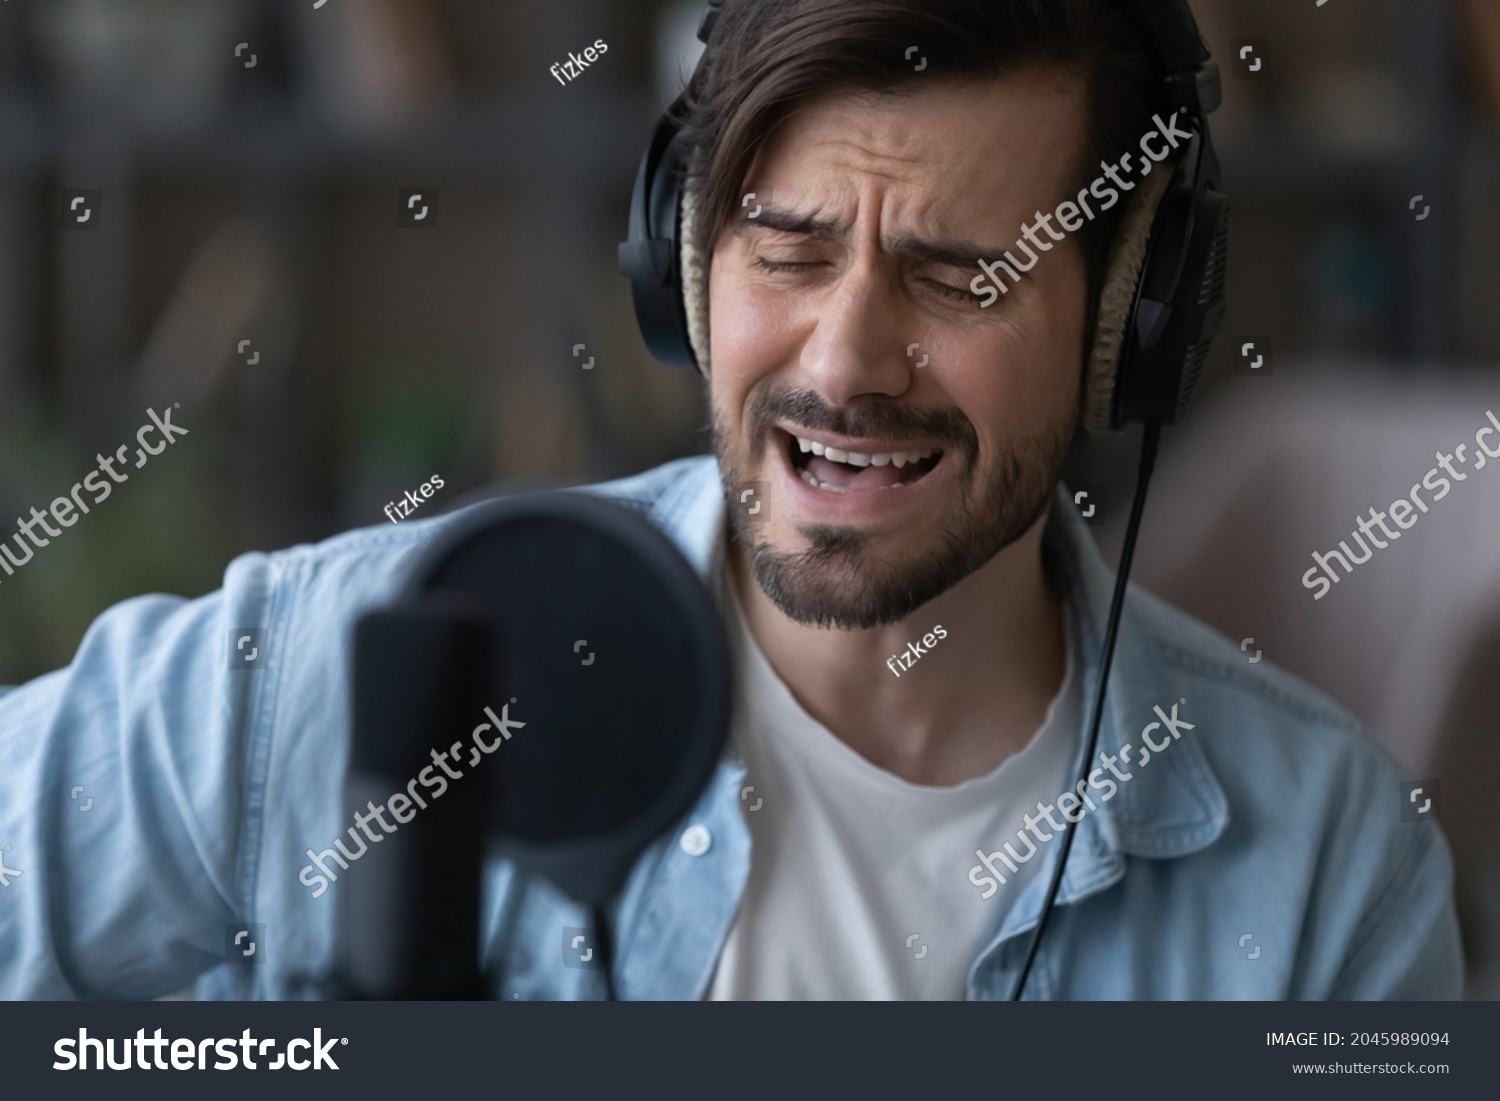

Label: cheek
[953,281,1086,438]
[1005,324,1083,417]
[708,261,799,417]
[1004,264,1087,408]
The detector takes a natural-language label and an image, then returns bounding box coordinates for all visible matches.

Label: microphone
[338,491,731,999]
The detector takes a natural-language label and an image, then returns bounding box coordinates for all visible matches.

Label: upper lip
[775,424,945,456]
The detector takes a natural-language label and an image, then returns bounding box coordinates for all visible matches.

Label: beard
[714,383,1076,630]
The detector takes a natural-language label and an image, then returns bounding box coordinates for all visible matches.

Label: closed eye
[754,258,820,274]
[757,258,974,303]
[925,279,972,302]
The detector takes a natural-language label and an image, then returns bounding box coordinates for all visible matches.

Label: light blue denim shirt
[0,456,1463,999]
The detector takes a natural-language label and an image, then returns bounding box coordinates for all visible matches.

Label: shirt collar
[1041,482,1228,882]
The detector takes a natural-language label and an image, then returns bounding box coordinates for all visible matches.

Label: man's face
[710,71,1090,629]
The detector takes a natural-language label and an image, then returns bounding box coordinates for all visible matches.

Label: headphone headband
[697,0,724,44]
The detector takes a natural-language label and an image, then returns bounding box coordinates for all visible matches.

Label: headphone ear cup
[618,115,702,373]
[679,181,713,376]
[1081,163,1176,434]
[1115,180,1229,428]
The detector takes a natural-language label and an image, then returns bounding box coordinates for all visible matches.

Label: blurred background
[0,0,1495,996]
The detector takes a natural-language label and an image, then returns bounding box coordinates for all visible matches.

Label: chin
[729,469,1054,631]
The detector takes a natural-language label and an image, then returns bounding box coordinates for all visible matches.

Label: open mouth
[780,428,943,494]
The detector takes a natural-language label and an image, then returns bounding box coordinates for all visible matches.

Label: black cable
[591,903,617,1001]
[1009,421,1162,1001]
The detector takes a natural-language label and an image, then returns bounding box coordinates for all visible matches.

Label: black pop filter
[402,490,731,908]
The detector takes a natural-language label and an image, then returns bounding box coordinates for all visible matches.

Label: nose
[798,257,915,407]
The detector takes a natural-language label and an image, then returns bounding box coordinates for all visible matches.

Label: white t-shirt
[706,581,1081,1000]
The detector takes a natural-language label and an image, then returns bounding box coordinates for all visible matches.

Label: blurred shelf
[1216,124,1478,194]
[0,89,658,185]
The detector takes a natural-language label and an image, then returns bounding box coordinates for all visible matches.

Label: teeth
[799,469,847,494]
[792,435,940,469]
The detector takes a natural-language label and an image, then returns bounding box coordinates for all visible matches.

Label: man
[0,0,1461,1000]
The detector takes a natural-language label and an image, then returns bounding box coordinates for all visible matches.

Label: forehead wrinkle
[753,145,955,258]
[803,133,938,197]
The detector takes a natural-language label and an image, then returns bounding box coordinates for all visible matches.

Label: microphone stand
[338,596,495,1000]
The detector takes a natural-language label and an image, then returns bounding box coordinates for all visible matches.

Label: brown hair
[678,0,1159,321]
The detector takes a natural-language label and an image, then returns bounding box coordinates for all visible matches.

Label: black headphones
[617,0,1227,431]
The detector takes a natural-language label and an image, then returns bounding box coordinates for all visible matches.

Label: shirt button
[679,824,712,857]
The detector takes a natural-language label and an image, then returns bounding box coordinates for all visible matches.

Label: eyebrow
[734,201,1007,271]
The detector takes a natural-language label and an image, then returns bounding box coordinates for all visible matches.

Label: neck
[728,515,1067,786]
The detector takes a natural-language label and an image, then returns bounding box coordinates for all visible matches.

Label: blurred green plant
[341,366,471,486]
[0,399,234,684]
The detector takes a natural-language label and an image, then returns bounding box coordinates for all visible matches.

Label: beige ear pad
[1081,159,1177,433]
[680,159,1178,415]
[680,182,713,377]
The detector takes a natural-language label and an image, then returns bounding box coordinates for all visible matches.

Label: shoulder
[1121,587,1460,997]
[1128,588,1380,786]
[1129,583,1369,751]
[581,454,722,536]
[238,456,718,610]
[1124,583,1431,876]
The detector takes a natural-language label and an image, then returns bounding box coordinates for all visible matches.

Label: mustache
[746,386,979,461]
